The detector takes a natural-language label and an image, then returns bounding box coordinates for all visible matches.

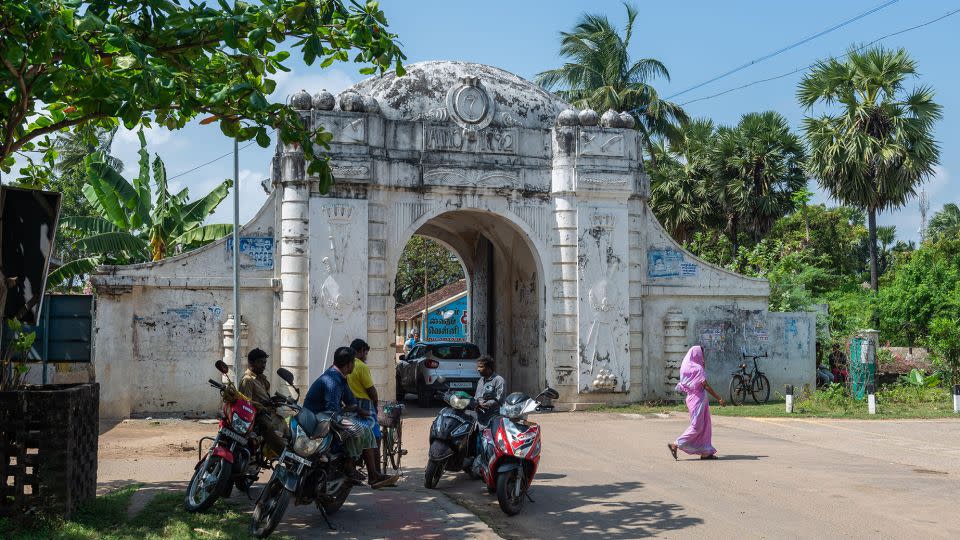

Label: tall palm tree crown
[798,46,942,291]
[535,2,688,156]
[928,203,960,241]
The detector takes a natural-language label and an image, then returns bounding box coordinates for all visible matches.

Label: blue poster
[226,237,275,270]
[425,296,469,342]
[647,249,684,278]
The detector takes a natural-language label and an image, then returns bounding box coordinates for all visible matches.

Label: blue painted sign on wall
[226,236,275,270]
[424,295,469,342]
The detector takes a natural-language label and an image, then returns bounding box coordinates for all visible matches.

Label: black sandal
[667,443,678,461]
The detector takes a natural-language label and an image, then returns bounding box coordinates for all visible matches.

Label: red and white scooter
[476,387,559,515]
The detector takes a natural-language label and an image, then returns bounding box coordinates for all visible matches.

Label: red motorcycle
[476,387,558,515]
[184,360,295,512]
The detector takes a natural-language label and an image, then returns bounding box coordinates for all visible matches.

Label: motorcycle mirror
[276,367,295,386]
[399,354,406,361]
[215,360,230,375]
[542,387,559,400]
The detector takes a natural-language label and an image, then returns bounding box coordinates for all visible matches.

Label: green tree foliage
[48,132,232,287]
[647,119,714,243]
[394,236,464,306]
[534,2,687,156]
[799,46,942,291]
[0,0,405,192]
[927,203,960,241]
[927,316,960,385]
[875,237,960,348]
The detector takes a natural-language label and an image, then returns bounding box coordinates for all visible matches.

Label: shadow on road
[444,477,703,539]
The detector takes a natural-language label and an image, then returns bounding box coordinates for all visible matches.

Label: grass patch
[0,485,294,540]
[591,384,959,419]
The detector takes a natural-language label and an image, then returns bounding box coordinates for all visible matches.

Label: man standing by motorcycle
[475,355,505,427]
[303,346,394,489]
[238,348,287,456]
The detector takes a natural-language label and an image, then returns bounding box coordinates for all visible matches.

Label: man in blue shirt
[303,346,393,488]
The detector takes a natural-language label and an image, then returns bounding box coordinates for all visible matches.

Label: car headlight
[500,402,525,419]
[292,424,321,458]
[231,412,252,433]
[448,393,471,410]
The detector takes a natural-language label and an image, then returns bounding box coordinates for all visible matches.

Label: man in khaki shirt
[239,348,286,455]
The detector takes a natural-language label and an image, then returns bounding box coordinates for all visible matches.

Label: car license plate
[449,382,472,389]
[281,450,311,467]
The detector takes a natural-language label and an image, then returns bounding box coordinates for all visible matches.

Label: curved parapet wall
[92,191,280,418]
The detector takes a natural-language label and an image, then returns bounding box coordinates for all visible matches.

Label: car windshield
[431,344,481,360]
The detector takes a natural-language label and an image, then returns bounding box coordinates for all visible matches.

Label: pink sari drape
[674,346,716,456]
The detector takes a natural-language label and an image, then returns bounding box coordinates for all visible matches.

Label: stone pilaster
[663,308,689,398]
[278,147,311,390]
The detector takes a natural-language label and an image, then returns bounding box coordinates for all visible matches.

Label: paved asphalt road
[99,408,960,539]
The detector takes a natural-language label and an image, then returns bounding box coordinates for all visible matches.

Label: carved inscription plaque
[424,125,517,155]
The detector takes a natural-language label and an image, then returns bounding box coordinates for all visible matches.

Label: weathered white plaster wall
[92,192,279,418]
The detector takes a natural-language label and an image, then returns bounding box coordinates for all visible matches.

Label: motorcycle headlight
[448,393,471,410]
[231,412,252,433]
[500,401,525,419]
[292,424,321,458]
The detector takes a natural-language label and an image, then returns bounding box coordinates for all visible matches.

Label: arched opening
[391,209,544,397]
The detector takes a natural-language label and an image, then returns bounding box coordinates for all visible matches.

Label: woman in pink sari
[668,345,725,460]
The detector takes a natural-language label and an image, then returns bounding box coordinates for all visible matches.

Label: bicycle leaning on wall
[729,351,770,405]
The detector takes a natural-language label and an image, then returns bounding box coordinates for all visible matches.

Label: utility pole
[232,138,241,369]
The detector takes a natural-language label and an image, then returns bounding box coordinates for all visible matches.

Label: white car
[396,341,482,407]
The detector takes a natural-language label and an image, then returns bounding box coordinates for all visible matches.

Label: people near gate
[475,355,505,427]
[238,348,287,456]
[403,330,418,355]
[668,345,725,461]
[303,346,395,489]
[347,338,382,444]
[829,343,849,384]
[815,342,834,387]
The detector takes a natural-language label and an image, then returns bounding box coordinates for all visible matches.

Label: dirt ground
[98,410,960,539]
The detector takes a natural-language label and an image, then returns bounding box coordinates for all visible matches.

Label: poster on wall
[424,295,469,342]
[647,249,684,278]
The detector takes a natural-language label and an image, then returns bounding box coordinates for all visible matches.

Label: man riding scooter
[475,355,505,427]
[239,348,289,457]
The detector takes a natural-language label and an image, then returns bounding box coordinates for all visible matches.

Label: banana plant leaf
[130,131,153,229]
[59,216,121,234]
[173,223,233,247]
[46,257,102,289]
[73,232,149,259]
[164,179,232,237]
[84,156,139,229]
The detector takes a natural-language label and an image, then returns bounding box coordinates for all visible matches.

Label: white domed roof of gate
[344,61,571,129]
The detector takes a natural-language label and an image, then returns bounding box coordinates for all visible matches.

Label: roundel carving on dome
[446,76,495,130]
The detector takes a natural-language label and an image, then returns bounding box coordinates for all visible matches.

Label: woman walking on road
[668,345,725,460]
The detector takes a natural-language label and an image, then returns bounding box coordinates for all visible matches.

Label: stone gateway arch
[93,62,815,417]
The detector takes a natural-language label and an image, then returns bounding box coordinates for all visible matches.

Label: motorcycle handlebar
[208,379,226,390]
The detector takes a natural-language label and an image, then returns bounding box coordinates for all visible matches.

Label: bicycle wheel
[389,421,403,470]
[729,375,747,406]
[751,374,770,404]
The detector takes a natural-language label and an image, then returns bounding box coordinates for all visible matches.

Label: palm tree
[648,119,715,243]
[928,203,960,240]
[48,132,233,286]
[876,225,897,275]
[708,111,806,257]
[534,2,688,157]
[799,46,942,291]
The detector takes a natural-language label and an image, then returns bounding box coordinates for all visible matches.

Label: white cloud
[205,168,270,226]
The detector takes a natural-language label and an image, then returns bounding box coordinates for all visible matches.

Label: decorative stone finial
[619,111,636,129]
[312,90,335,110]
[600,108,621,128]
[289,89,312,111]
[556,108,580,127]
[362,96,380,115]
[338,91,364,112]
[579,108,599,127]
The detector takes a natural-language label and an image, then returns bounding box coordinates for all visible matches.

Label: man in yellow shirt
[348,339,381,444]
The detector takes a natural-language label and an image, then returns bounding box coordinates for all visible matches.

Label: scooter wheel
[496,469,524,516]
[424,459,444,489]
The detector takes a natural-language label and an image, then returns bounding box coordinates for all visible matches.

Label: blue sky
[106,0,958,243]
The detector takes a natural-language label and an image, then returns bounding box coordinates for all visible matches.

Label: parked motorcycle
[424,384,480,489]
[184,360,296,512]
[249,369,363,538]
[476,387,559,515]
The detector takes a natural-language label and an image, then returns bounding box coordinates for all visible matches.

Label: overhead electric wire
[660,0,900,103]
[167,134,268,181]
[679,7,960,107]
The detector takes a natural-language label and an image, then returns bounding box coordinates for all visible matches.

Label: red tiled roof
[395,279,467,321]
